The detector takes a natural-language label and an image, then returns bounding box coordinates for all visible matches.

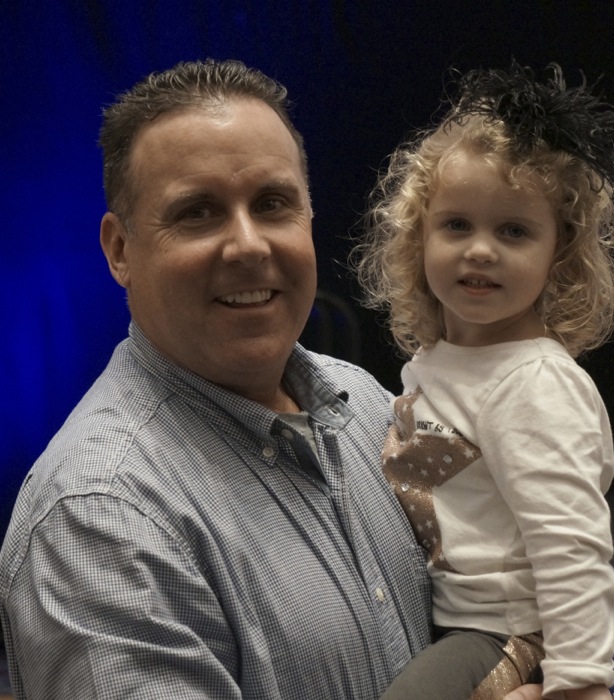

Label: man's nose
[222,212,272,266]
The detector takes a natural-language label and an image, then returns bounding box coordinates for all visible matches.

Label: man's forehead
[133,99,287,141]
[130,101,299,168]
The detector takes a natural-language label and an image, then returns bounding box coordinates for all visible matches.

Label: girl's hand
[503,684,612,700]
[503,685,543,700]
[565,685,612,699]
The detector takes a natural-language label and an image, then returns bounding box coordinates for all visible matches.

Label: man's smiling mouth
[218,289,274,305]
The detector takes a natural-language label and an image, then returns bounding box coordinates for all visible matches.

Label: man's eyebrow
[161,191,213,217]
[256,179,303,195]
[161,179,305,218]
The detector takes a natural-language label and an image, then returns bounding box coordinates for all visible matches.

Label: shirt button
[262,446,275,458]
[281,429,294,440]
[375,587,386,602]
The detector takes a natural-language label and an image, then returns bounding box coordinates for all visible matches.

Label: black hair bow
[448,59,614,191]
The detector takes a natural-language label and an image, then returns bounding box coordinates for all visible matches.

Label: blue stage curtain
[2,1,614,537]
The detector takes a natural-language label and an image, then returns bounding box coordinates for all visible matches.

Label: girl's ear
[100,212,131,289]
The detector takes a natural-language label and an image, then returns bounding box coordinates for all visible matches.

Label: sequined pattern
[381,389,481,572]
[470,633,545,699]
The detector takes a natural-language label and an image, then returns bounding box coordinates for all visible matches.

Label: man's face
[101,100,317,402]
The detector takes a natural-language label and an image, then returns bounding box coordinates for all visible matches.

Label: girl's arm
[480,357,614,698]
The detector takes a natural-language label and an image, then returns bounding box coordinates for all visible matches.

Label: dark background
[2,0,614,540]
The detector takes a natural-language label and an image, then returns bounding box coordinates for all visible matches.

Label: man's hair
[99,59,308,224]
[353,114,614,358]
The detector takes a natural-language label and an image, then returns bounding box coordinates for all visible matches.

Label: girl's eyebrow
[429,208,549,230]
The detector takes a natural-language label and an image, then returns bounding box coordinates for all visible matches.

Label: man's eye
[182,206,212,220]
[257,197,284,213]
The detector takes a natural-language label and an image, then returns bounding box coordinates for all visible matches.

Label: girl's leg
[471,631,544,700]
[380,627,544,700]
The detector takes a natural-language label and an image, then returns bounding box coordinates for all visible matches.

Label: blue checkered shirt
[0,324,431,699]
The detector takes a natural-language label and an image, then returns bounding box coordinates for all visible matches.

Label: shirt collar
[127,323,354,434]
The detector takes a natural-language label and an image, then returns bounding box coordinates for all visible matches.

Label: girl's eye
[446,219,469,232]
[502,224,527,239]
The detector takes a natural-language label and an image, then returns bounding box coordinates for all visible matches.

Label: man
[0,60,542,698]
[0,58,430,699]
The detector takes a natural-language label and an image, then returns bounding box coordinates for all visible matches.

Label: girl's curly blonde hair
[352,115,614,358]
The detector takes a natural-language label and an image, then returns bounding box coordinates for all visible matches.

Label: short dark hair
[99,59,308,223]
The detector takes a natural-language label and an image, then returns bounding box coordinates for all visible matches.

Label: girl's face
[423,151,558,347]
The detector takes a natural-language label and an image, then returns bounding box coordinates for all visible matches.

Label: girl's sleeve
[477,357,614,697]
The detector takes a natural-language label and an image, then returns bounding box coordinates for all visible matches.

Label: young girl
[354,62,614,699]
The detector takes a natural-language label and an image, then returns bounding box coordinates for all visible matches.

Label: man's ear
[100,212,131,289]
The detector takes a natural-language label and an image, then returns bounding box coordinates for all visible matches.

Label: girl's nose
[464,234,497,264]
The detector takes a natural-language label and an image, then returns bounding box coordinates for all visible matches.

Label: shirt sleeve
[5,494,244,699]
[477,357,614,696]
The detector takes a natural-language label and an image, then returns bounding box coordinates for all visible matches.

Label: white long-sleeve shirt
[382,337,614,697]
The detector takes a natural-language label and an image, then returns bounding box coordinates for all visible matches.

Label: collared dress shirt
[0,324,431,699]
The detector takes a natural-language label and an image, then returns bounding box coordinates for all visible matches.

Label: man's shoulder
[293,345,391,400]
[6,342,173,529]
